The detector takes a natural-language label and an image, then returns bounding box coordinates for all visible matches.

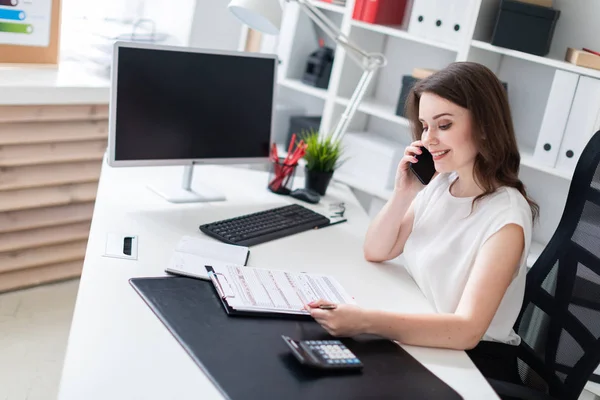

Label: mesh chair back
[515,130,600,400]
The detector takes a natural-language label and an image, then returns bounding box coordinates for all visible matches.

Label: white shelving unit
[280,78,329,100]
[471,40,600,80]
[520,149,574,181]
[350,19,459,52]
[335,96,410,127]
[252,0,600,267]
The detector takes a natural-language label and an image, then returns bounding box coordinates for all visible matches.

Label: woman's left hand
[306,299,369,337]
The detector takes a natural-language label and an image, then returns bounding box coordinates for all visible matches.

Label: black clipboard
[129,276,463,400]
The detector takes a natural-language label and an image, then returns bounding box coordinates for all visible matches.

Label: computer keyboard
[199,204,331,246]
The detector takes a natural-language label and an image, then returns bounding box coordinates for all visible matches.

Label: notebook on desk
[165,236,250,280]
[206,264,356,317]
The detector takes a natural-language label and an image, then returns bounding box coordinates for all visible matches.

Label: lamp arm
[330,68,376,143]
[294,0,387,143]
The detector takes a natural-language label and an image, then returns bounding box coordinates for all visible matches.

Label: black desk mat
[130,276,463,400]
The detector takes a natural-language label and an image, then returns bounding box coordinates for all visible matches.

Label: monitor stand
[147,166,226,203]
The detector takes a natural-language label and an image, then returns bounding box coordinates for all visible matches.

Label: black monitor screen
[114,46,275,161]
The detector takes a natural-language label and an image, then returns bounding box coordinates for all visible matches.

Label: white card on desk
[165,236,250,280]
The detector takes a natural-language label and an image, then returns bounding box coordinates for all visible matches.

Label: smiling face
[418,92,479,175]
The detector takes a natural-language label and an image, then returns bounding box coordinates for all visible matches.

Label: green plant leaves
[299,128,345,173]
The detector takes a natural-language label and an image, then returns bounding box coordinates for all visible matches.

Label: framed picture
[0,0,61,64]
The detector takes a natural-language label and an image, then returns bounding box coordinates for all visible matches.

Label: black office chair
[489,129,600,400]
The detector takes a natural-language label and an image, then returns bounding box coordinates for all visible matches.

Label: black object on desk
[199,204,330,246]
[129,276,463,400]
[491,0,560,56]
[290,188,321,204]
[282,336,363,371]
[287,115,321,149]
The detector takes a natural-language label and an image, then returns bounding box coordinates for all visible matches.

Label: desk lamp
[228,0,387,142]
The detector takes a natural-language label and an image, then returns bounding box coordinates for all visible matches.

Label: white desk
[0,61,109,105]
[57,160,499,400]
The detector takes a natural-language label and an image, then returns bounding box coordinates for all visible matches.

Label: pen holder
[268,157,297,195]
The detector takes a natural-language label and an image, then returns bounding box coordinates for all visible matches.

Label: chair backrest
[514,130,600,400]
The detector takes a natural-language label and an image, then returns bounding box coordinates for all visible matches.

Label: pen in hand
[318,304,337,310]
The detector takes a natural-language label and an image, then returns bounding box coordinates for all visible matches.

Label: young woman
[307,62,538,386]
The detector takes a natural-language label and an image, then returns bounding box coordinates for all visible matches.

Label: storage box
[516,0,552,7]
[491,0,560,56]
[353,0,408,25]
[565,48,600,72]
[336,132,404,192]
[272,104,305,146]
[287,116,322,148]
[395,75,420,118]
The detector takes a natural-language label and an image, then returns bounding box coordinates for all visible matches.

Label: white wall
[548,0,600,61]
[141,0,197,45]
[188,0,244,51]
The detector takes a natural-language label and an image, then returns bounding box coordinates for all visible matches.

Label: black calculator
[282,335,363,370]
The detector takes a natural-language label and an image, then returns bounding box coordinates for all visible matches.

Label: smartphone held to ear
[409,147,436,185]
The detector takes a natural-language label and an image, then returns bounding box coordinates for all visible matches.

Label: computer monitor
[108,41,277,203]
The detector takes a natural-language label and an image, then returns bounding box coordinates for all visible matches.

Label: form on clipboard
[205,265,356,317]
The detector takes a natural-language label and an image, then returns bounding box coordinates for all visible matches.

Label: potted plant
[301,129,344,196]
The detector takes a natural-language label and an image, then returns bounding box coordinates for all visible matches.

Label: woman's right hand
[395,140,426,194]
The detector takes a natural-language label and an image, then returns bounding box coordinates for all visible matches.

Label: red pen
[583,48,600,57]
[285,133,296,165]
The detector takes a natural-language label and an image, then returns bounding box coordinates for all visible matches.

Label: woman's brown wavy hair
[405,62,539,221]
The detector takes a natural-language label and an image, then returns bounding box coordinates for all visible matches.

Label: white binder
[407,0,433,40]
[533,70,580,168]
[555,76,600,173]
[434,0,473,46]
[408,0,471,46]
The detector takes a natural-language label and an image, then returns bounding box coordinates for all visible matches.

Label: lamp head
[228,0,283,35]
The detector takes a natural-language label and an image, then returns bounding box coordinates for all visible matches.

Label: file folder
[555,76,600,173]
[434,0,472,46]
[407,0,471,46]
[205,264,356,318]
[533,70,579,168]
[407,0,431,39]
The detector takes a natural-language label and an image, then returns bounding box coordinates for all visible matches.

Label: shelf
[471,41,600,80]
[336,96,411,127]
[519,149,573,180]
[308,0,346,14]
[279,78,329,100]
[333,171,393,201]
[350,20,459,52]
